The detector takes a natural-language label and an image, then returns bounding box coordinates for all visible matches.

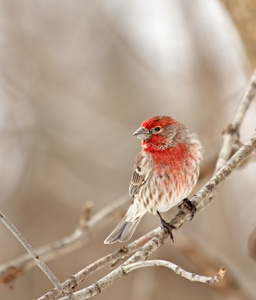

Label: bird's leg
[178,198,197,221]
[157,211,176,243]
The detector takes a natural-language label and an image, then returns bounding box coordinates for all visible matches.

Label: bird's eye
[154,126,161,132]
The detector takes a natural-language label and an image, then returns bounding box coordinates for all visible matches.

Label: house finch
[104,116,203,244]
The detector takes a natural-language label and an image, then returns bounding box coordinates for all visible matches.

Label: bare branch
[0,195,130,285]
[215,68,256,171]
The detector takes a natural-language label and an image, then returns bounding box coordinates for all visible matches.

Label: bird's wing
[129,151,152,198]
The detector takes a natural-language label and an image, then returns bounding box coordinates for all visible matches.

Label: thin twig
[215,68,256,171]
[0,211,64,294]
[122,260,226,284]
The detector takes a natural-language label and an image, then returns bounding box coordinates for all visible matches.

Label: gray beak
[133,127,151,140]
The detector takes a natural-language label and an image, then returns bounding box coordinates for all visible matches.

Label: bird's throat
[143,142,189,168]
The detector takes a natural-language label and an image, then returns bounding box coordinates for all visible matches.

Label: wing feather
[129,151,152,198]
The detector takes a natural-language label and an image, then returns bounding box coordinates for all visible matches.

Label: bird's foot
[157,211,176,243]
[178,198,197,221]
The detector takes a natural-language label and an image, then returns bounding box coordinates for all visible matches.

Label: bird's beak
[133,127,151,140]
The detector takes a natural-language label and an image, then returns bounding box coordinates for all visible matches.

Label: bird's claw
[157,211,176,243]
[178,198,197,221]
[161,222,176,243]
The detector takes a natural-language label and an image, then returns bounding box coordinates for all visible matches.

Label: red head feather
[141,116,177,130]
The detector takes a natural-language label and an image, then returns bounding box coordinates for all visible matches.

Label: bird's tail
[104,216,142,244]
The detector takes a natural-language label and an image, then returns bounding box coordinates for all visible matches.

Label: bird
[104,115,203,244]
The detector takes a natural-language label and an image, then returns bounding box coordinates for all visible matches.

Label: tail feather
[104,217,142,244]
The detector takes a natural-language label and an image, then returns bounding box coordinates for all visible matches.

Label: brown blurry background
[0,0,256,299]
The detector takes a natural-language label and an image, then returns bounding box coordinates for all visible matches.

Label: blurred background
[0,0,256,299]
